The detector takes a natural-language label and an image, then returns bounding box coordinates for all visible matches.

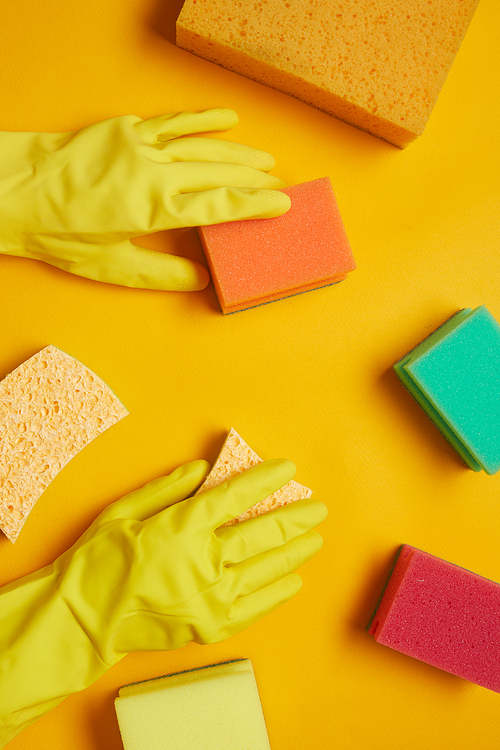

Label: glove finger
[160,161,285,194]
[67,240,210,291]
[150,138,276,171]
[222,574,303,638]
[98,460,210,524]
[229,531,323,597]
[188,459,296,529]
[133,109,239,143]
[169,187,291,227]
[217,499,327,564]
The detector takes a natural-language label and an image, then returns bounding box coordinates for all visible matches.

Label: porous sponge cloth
[115,659,271,750]
[368,545,500,693]
[198,177,356,314]
[0,346,128,542]
[394,306,500,474]
[176,0,480,148]
[196,427,312,525]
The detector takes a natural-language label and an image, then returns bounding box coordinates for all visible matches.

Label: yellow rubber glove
[0,458,326,747]
[0,109,291,291]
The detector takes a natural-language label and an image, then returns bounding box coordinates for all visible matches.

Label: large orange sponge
[198,177,356,314]
[177,0,480,148]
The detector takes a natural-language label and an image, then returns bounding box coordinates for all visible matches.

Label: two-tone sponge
[368,545,500,693]
[115,659,271,749]
[198,177,356,313]
[394,306,500,474]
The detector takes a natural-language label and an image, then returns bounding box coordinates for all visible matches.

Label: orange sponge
[198,177,355,314]
[177,0,480,148]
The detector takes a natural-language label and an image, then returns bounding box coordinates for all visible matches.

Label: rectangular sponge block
[196,427,312,525]
[368,545,500,693]
[176,0,480,148]
[198,177,356,314]
[394,306,500,475]
[115,659,271,750]
[0,346,128,542]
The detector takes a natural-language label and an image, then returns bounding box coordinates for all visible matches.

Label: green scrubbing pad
[394,306,500,474]
[115,659,271,750]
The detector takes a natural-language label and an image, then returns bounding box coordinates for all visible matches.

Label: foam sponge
[368,545,500,693]
[196,427,312,525]
[394,306,500,474]
[198,177,356,314]
[0,346,128,542]
[115,659,271,750]
[176,0,480,148]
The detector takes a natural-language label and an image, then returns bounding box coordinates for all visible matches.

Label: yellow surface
[0,0,499,748]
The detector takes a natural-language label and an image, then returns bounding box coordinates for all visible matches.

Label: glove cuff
[0,565,110,742]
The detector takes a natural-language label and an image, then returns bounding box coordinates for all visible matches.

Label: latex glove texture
[0,458,326,746]
[0,109,291,291]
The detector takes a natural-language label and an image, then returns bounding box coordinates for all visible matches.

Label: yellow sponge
[0,346,128,543]
[176,0,480,148]
[196,427,312,525]
[115,659,271,750]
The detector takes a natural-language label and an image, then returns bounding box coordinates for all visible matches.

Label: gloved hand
[0,458,326,746]
[0,109,291,291]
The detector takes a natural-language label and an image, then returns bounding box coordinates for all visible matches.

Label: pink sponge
[368,545,500,692]
[198,177,356,314]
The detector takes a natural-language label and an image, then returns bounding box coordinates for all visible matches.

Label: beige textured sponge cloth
[196,428,312,525]
[0,346,128,543]
[177,0,480,148]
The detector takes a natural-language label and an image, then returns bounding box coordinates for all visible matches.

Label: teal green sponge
[394,306,500,474]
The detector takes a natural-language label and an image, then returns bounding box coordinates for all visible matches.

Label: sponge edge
[177,0,480,148]
[394,306,500,474]
[115,659,271,750]
[368,545,500,693]
[198,177,356,314]
[196,428,312,525]
[0,346,128,542]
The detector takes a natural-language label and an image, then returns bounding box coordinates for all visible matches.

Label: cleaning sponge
[196,427,312,525]
[0,345,128,542]
[115,659,271,749]
[368,545,500,693]
[198,177,356,314]
[177,0,480,148]
[394,306,500,474]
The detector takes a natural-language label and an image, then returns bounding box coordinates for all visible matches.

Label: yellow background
[1,0,499,747]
